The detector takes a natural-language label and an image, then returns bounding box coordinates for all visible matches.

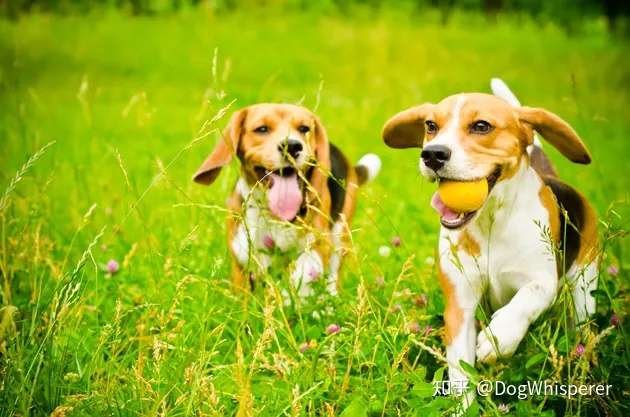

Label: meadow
[0,5,629,416]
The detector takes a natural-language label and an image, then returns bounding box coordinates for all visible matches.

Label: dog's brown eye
[297,125,310,134]
[254,125,269,134]
[470,120,492,134]
[425,121,438,135]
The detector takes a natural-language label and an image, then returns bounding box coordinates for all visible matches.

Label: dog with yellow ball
[437,178,488,216]
[382,79,599,410]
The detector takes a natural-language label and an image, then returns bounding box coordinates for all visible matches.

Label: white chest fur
[440,163,563,393]
[229,178,340,297]
[231,179,303,262]
[439,164,558,310]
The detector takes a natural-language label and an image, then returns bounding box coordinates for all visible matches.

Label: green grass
[0,6,629,417]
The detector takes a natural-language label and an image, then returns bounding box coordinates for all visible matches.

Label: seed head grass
[0,7,629,417]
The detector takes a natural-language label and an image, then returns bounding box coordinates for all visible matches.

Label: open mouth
[431,167,502,229]
[254,166,297,183]
[254,165,303,222]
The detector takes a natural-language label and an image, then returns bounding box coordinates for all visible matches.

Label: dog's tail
[491,77,521,107]
[491,77,556,176]
[355,153,381,185]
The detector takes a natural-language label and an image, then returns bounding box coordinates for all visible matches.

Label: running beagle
[382,80,598,399]
[194,103,380,297]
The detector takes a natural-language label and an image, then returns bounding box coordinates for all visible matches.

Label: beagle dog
[194,103,380,297]
[382,80,598,399]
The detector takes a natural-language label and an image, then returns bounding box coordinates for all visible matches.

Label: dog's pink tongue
[431,192,460,221]
[268,173,303,221]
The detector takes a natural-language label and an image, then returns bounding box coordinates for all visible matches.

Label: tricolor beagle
[382,80,598,400]
[194,103,380,297]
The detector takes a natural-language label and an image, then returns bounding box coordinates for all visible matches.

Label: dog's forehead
[436,93,515,121]
[435,94,462,111]
[245,103,313,124]
[463,93,515,116]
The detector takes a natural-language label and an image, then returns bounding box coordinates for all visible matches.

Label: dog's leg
[568,260,598,323]
[226,192,248,292]
[328,174,360,295]
[230,221,273,281]
[326,218,351,296]
[227,192,271,291]
[567,201,599,324]
[291,242,327,298]
[476,275,557,363]
[291,186,333,297]
[291,225,333,298]
[230,257,247,291]
[439,265,480,407]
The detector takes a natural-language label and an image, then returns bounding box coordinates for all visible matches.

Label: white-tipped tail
[357,153,381,182]
[491,78,543,151]
[491,78,521,107]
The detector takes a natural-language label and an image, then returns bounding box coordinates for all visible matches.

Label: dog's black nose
[421,145,451,171]
[278,139,303,159]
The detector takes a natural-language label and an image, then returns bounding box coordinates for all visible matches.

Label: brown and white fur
[194,103,380,297]
[382,79,598,404]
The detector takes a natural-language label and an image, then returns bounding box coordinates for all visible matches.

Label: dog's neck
[236,177,255,201]
[469,155,540,234]
[236,177,272,211]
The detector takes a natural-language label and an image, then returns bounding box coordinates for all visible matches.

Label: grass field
[1,6,629,417]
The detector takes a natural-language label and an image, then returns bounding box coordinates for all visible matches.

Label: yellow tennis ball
[438,179,489,213]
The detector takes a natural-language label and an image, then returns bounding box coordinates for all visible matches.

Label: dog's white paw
[291,251,324,298]
[476,308,528,363]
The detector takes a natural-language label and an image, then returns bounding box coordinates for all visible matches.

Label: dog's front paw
[291,251,324,297]
[476,308,528,363]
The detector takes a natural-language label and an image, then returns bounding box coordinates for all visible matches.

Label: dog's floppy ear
[307,115,332,232]
[382,104,433,149]
[193,108,247,185]
[518,106,591,164]
[312,115,331,173]
[310,115,331,197]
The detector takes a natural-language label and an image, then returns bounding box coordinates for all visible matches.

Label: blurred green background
[0,1,629,416]
[2,0,630,36]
